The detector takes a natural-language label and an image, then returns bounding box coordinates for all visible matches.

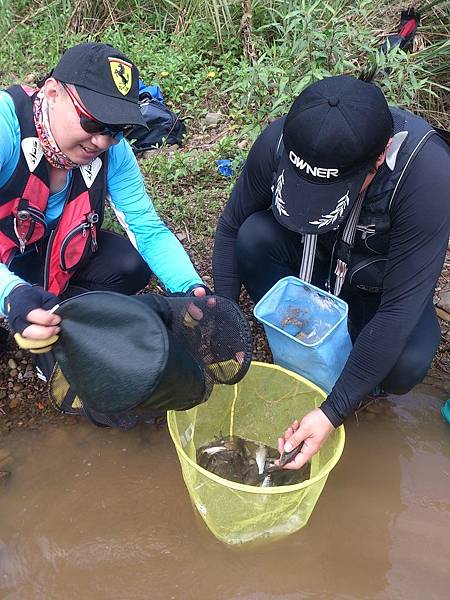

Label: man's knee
[236,213,273,267]
[383,339,438,395]
[116,251,151,293]
[77,231,152,294]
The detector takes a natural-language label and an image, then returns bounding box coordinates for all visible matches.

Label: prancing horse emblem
[108,58,132,95]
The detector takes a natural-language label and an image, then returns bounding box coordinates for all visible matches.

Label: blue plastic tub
[254,276,352,393]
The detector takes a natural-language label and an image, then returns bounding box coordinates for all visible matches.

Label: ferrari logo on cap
[108,58,132,95]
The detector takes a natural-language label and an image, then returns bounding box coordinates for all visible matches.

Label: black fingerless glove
[5,285,60,335]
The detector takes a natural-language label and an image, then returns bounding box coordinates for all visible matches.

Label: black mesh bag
[50,291,252,418]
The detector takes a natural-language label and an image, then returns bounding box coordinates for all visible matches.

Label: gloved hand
[5,284,61,353]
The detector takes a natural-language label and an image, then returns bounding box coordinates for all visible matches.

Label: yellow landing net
[168,362,345,545]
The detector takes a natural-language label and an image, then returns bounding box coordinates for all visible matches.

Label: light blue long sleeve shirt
[0,91,203,314]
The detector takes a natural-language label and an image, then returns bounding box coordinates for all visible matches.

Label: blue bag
[138,80,164,103]
[131,81,186,155]
[254,276,352,393]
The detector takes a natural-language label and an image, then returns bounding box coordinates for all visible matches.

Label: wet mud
[0,386,449,600]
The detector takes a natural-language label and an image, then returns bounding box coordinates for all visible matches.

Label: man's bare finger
[192,287,206,297]
[187,303,203,321]
[283,451,309,470]
[278,437,285,454]
[235,351,245,365]
[22,323,60,340]
[27,308,61,326]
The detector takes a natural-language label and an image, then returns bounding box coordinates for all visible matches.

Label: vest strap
[299,234,317,283]
[333,190,366,296]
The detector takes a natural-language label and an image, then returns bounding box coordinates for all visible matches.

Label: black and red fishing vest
[0,85,108,294]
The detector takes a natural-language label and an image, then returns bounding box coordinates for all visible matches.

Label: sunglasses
[62,83,135,139]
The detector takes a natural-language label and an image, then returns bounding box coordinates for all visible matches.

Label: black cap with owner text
[272,75,393,234]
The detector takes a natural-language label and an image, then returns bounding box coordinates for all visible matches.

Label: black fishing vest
[339,107,435,294]
[273,107,436,294]
[0,85,108,294]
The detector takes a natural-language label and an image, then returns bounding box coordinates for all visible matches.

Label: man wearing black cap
[0,43,207,376]
[213,75,450,468]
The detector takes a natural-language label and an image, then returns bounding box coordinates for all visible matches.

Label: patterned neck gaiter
[33,88,80,170]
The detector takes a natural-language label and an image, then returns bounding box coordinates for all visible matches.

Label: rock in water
[0,470,11,484]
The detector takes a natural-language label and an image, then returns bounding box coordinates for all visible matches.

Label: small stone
[8,397,20,409]
[12,384,23,393]
[14,350,24,360]
[237,139,248,150]
[0,390,6,400]
[143,150,157,159]
[437,289,450,315]
[204,112,221,126]
[9,369,17,378]
[436,307,450,322]
[7,359,17,370]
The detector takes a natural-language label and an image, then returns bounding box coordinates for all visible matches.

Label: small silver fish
[255,444,268,475]
[196,436,310,487]
[201,445,227,456]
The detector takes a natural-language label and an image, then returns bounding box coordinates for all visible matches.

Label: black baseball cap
[52,42,147,128]
[272,75,393,234]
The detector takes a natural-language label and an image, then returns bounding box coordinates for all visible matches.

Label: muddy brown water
[0,386,449,600]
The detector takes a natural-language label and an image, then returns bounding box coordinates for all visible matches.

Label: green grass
[1,0,449,240]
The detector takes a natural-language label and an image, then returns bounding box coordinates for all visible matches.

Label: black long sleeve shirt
[213,117,450,425]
